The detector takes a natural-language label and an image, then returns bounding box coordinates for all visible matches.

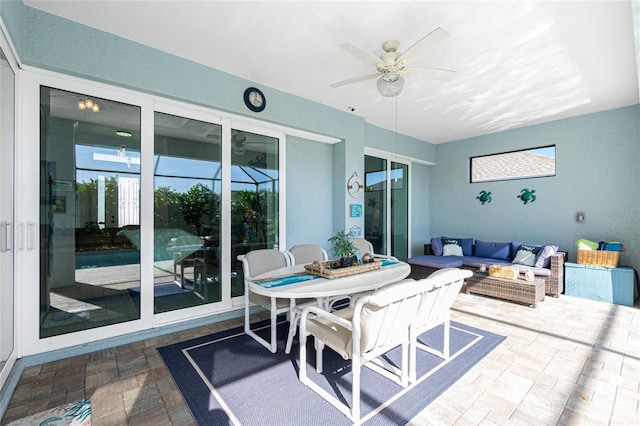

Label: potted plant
[328,230,357,268]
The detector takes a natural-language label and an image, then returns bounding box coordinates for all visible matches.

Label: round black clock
[243,87,266,112]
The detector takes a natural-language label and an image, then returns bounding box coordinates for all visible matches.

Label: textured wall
[431,105,640,273]
[286,136,334,251]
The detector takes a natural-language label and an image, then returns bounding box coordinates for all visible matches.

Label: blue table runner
[252,259,398,288]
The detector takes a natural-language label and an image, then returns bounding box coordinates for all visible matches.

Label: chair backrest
[288,244,328,265]
[355,279,423,354]
[350,238,374,256]
[414,268,471,329]
[241,249,291,280]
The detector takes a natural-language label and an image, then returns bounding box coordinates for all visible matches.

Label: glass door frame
[151,101,230,324]
[0,23,18,391]
[18,71,154,356]
[363,148,412,260]
[17,68,290,356]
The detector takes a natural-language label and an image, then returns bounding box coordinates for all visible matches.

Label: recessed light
[116,131,132,137]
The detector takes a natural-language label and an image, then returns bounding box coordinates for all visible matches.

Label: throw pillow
[474,240,511,261]
[535,245,558,268]
[442,238,464,256]
[431,237,443,256]
[512,244,541,266]
[442,236,474,256]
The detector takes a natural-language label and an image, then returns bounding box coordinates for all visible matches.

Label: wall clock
[243,87,266,112]
[347,172,364,198]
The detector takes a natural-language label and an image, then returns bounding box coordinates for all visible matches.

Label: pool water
[76,249,171,269]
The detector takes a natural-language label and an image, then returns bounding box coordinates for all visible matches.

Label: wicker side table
[465,272,545,308]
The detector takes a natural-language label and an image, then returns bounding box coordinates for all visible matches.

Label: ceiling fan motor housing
[382,39,400,52]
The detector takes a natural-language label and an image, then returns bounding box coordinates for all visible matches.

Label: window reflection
[40,87,141,338]
[230,130,279,298]
[153,112,222,312]
[390,162,408,261]
[364,156,387,255]
[39,89,283,332]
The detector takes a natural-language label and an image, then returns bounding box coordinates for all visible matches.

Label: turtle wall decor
[517,188,536,204]
[476,190,492,205]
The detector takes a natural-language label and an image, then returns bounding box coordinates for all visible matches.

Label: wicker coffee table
[464,272,545,308]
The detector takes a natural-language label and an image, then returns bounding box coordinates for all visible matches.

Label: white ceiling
[24,0,639,144]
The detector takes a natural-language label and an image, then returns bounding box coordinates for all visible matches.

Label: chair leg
[400,341,409,387]
[244,290,278,353]
[315,339,324,373]
[299,324,308,382]
[285,311,298,354]
[351,357,361,422]
[269,298,278,353]
[443,318,450,359]
[409,327,417,383]
[244,291,251,335]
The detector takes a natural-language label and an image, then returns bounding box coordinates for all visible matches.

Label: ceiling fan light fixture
[377,74,404,97]
[382,71,400,83]
[77,97,100,113]
[233,144,246,156]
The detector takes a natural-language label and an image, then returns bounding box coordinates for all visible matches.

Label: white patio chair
[409,268,472,382]
[299,278,424,423]
[350,237,398,261]
[240,249,317,353]
[286,244,328,265]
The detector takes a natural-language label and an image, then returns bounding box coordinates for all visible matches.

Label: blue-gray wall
[286,135,334,251]
[431,105,640,273]
[0,1,436,252]
[1,1,638,270]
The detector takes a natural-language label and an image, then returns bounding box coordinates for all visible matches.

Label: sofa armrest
[548,252,565,297]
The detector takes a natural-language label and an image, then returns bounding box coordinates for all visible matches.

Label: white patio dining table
[250,260,411,301]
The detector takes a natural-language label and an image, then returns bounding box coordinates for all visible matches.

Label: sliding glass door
[39,87,142,337]
[390,161,409,261]
[0,46,15,387]
[20,71,283,352]
[153,112,222,312]
[364,155,409,261]
[230,129,279,298]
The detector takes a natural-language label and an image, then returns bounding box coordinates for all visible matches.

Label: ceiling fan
[330,27,456,97]
[232,132,273,155]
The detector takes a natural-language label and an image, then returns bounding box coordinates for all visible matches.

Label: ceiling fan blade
[330,73,380,88]
[403,67,457,80]
[399,27,450,64]
[341,42,381,64]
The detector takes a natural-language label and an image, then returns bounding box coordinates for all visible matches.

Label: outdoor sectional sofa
[408,237,565,298]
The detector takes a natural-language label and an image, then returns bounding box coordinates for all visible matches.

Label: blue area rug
[158,318,504,425]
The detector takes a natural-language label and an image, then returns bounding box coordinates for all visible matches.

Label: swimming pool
[76,249,172,269]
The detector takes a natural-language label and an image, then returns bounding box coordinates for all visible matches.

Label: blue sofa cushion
[460,257,512,268]
[408,255,463,269]
[474,240,511,261]
[431,237,444,256]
